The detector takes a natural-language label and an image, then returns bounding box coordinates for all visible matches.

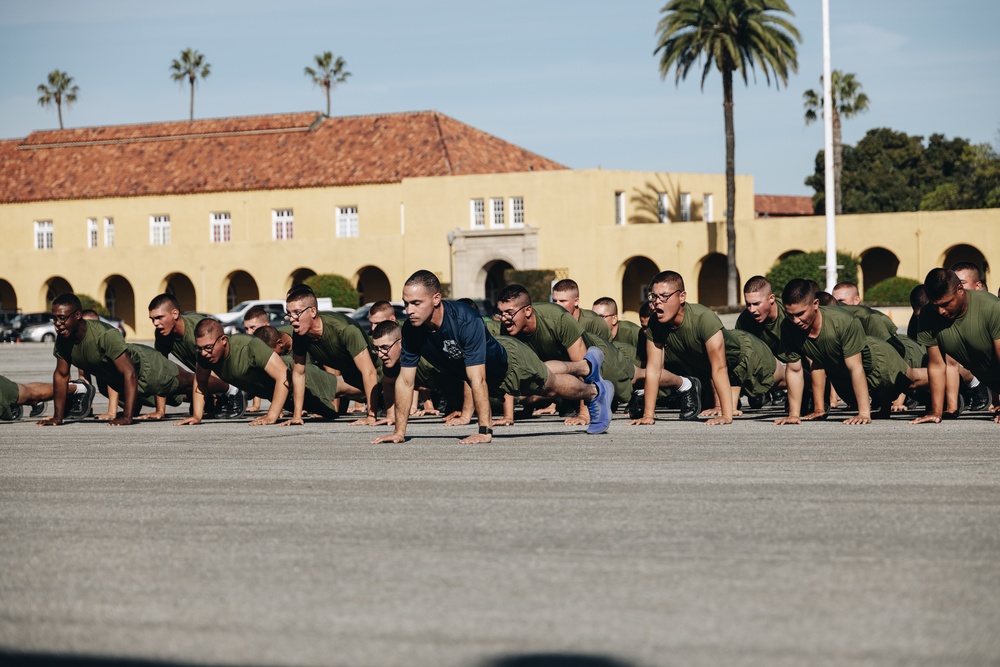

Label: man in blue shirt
[372,271,611,444]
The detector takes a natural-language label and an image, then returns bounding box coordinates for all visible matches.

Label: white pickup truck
[214,298,337,334]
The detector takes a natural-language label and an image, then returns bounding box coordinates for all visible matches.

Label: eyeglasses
[647,289,680,304]
[51,310,80,324]
[596,312,616,321]
[194,334,226,354]
[374,339,400,356]
[284,306,314,321]
[497,304,530,321]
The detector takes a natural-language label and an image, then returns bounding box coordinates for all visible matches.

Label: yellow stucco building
[1,111,996,339]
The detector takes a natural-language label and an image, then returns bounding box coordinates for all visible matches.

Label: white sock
[969,377,980,388]
[70,382,88,394]
[227,385,240,396]
[678,377,693,392]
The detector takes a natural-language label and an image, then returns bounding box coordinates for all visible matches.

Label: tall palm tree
[304,51,351,117]
[656,0,800,306]
[170,48,211,121]
[803,70,870,215]
[37,69,79,130]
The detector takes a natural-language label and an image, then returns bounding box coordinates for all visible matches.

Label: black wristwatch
[478,426,493,436]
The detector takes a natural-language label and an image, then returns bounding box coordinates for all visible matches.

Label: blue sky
[1,0,998,195]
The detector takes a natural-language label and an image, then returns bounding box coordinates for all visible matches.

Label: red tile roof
[0,111,567,203]
[754,194,815,217]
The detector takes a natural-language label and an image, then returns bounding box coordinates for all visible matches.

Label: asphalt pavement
[1,342,999,667]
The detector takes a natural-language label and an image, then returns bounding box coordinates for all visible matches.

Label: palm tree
[304,51,351,117]
[655,0,800,306]
[803,70,870,215]
[37,70,79,130]
[170,48,211,121]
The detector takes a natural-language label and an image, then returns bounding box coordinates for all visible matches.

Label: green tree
[304,51,351,117]
[655,0,800,306]
[77,294,110,318]
[170,48,211,121]
[803,70,869,214]
[764,250,858,298]
[304,274,359,309]
[863,277,920,306]
[37,69,79,130]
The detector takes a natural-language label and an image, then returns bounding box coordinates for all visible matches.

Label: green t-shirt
[509,301,585,362]
[838,304,906,357]
[291,313,381,387]
[917,289,1000,385]
[780,305,869,379]
[647,302,741,378]
[614,319,642,350]
[200,334,282,399]
[154,313,203,370]
[735,298,801,363]
[55,320,130,388]
[578,308,612,340]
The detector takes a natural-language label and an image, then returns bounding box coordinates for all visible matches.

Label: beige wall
[1,168,995,339]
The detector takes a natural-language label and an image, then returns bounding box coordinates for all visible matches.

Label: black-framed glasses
[374,339,400,356]
[498,304,530,321]
[284,306,315,321]
[51,310,80,324]
[647,289,680,304]
[596,312,616,321]
[194,334,226,354]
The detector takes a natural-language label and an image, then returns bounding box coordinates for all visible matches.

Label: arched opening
[102,275,136,332]
[42,276,73,307]
[697,253,737,308]
[777,249,805,264]
[287,267,317,293]
[0,279,16,311]
[942,244,989,285]
[483,260,514,308]
[355,266,390,305]
[621,256,659,314]
[225,270,259,311]
[163,273,197,312]
[860,247,900,295]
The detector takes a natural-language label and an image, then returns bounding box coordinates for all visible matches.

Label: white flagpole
[822,0,837,291]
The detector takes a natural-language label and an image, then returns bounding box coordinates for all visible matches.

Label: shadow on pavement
[478,653,637,667]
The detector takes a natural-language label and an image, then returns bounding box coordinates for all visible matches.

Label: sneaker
[28,401,47,418]
[583,345,605,386]
[6,404,22,421]
[222,391,248,420]
[677,376,702,421]
[627,389,645,420]
[65,381,96,421]
[964,383,991,412]
[747,391,770,410]
[587,379,614,434]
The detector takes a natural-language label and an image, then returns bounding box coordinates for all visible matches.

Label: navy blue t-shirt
[401,300,508,387]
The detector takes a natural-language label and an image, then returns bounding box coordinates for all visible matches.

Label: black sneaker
[678,376,702,421]
[28,401,47,418]
[747,391,770,410]
[65,381,96,421]
[223,391,247,420]
[627,389,645,419]
[6,404,22,421]
[965,383,991,411]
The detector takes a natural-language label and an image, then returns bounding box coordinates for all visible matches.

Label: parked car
[0,309,22,342]
[214,298,338,334]
[5,312,50,342]
[351,301,407,328]
[17,315,126,343]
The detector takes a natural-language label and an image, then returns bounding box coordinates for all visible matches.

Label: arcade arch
[859,247,900,294]
[102,275,136,332]
[696,253,737,308]
[0,279,16,311]
[620,256,659,314]
[355,266,390,305]
[163,273,197,312]
[42,276,73,306]
[225,270,259,311]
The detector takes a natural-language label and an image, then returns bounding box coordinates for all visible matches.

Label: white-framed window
[336,205,359,238]
[680,193,691,222]
[210,212,231,243]
[103,217,114,247]
[489,198,504,228]
[150,214,171,246]
[510,197,524,227]
[470,199,485,229]
[34,220,54,250]
[87,218,98,248]
[703,194,714,222]
[272,209,294,240]
[615,191,625,226]
[657,192,670,223]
